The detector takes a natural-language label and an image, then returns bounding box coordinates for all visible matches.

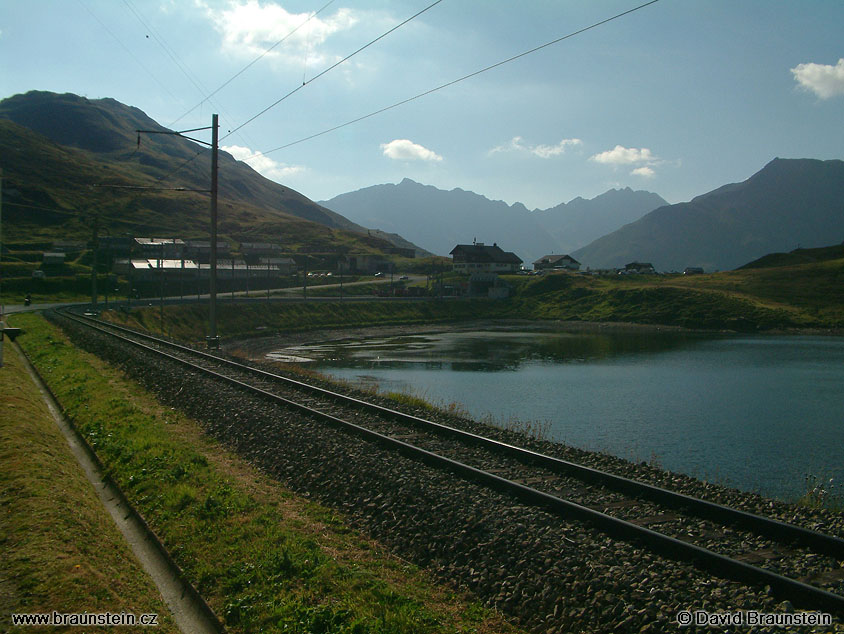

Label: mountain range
[320,181,667,266]
[0,91,417,255]
[323,159,844,272]
[572,157,844,271]
[3,91,842,273]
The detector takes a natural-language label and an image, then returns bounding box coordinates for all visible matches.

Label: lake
[264,327,844,502]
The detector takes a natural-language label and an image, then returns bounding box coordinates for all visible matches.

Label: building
[240,242,283,265]
[385,247,416,259]
[98,237,134,257]
[114,259,199,282]
[348,254,391,274]
[450,242,523,273]
[258,257,296,276]
[42,252,66,266]
[623,261,656,274]
[184,240,231,262]
[683,266,704,275]
[134,238,185,259]
[533,254,580,271]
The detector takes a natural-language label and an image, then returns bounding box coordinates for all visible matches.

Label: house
[683,266,704,275]
[533,254,580,271]
[623,261,656,274]
[449,242,523,274]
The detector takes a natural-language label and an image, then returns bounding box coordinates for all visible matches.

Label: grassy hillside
[504,256,844,330]
[0,119,390,253]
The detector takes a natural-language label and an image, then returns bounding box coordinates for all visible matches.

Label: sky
[1,1,843,210]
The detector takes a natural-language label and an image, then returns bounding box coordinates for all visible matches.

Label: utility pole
[208,114,219,349]
[136,116,219,348]
[0,169,4,367]
[90,213,99,310]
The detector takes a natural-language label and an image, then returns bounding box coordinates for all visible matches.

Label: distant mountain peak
[573,157,844,271]
[320,179,667,264]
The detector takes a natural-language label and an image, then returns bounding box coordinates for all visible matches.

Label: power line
[121,0,210,103]
[249,0,660,159]
[77,0,183,105]
[222,0,445,142]
[169,0,338,129]
[120,0,256,151]
[156,0,443,184]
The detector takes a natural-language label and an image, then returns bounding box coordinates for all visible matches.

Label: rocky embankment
[52,313,843,633]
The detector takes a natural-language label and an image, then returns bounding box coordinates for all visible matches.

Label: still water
[266,328,844,502]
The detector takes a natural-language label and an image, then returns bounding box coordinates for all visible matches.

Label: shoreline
[226,317,843,358]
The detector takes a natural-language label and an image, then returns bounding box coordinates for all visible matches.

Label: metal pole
[91,213,99,309]
[0,169,4,367]
[208,114,219,349]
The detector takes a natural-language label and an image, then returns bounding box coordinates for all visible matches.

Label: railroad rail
[56,308,844,616]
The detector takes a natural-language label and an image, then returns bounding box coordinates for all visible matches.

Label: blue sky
[1,1,842,209]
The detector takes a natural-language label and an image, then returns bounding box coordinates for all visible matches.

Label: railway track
[58,309,844,617]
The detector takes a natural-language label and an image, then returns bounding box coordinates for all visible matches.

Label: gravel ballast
[53,313,844,633]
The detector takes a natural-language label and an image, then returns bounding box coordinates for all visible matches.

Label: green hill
[0,91,401,254]
[738,243,844,270]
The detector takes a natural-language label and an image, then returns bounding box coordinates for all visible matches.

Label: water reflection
[262,328,844,502]
[274,329,713,372]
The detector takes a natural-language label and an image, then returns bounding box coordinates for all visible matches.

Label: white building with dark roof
[449,242,523,273]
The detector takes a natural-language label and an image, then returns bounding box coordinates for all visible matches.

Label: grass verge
[105,299,506,343]
[0,336,178,633]
[10,312,521,634]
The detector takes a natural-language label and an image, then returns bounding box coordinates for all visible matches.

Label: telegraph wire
[77,0,183,105]
[221,0,445,142]
[248,0,660,159]
[169,0,338,129]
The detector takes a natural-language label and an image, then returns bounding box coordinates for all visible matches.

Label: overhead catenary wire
[120,0,257,152]
[157,0,443,185]
[169,0,339,129]
[77,0,183,106]
[221,0,445,143]
[121,0,211,103]
[245,0,661,160]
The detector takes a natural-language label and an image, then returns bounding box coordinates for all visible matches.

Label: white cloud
[380,139,443,162]
[223,144,305,181]
[203,0,357,65]
[590,145,655,165]
[631,166,655,178]
[490,136,582,158]
[791,58,844,99]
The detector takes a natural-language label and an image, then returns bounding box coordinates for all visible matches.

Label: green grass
[502,263,844,330]
[0,333,178,632]
[106,299,506,343]
[10,313,521,634]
